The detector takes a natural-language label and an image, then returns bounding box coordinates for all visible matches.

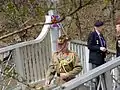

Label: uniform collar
[95,30,100,36]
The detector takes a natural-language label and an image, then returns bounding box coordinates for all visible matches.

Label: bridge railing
[0,31,51,84]
[0,16,52,87]
[0,34,117,89]
[53,40,117,90]
[53,58,120,90]
[70,40,116,74]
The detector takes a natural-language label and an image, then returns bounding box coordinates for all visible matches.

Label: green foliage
[35,6,45,19]
[1,0,47,28]
[6,1,17,17]
[20,6,29,17]
[29,0,35,3]
[3,1,21,27]
[103,0,111,4]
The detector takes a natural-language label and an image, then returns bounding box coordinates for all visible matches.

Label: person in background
[115,16,120,89]
[116,17,120,57]
[45,35,82,87]
[87,20,107,90]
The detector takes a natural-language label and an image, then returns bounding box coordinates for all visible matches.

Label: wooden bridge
[0,15,120,90]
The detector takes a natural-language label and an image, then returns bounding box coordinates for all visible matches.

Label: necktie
[99,34,105,47]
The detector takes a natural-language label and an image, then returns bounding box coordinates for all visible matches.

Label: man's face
[99,25,104,32]
[57,42,68,52]
[95,25,104,32]
[116,24,120,33]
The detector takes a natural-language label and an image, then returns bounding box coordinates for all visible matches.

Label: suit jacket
[87,31,107,65]
[116,35,120,57]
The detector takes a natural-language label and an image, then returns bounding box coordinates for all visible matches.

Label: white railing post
[15,48,25,78]
[48,10,61,53]
[50,26,60,53]
[84,47,90,72]
[105,70,113,90]
[14,48,26,89]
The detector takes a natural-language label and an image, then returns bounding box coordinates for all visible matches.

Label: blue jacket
[87,31,107,65]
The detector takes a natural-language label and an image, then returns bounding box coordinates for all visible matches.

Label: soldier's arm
[67,53,82,78]
[46,53,56,84]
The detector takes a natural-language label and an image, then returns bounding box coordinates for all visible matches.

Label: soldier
[45,35,82,86]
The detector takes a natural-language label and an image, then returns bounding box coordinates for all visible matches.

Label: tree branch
[0,0,93,40]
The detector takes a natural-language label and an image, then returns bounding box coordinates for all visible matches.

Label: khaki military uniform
[46,50,82,85]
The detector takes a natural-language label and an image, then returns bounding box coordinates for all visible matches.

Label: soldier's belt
[57,73,75,82]
[63,77,75,82]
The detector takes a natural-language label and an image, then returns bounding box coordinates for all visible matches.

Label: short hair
[94,20,104,27]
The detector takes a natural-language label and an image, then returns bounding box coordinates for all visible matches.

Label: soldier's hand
[60,73,69,79]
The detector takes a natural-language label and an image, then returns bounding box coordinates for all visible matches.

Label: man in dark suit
[87,20,107,90]
[87,20,107,67]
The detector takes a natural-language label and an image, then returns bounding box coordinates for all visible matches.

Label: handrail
[0,15,51,54]
[51,40,117,90]
[71,40,116,54]
[53,56,120,90]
